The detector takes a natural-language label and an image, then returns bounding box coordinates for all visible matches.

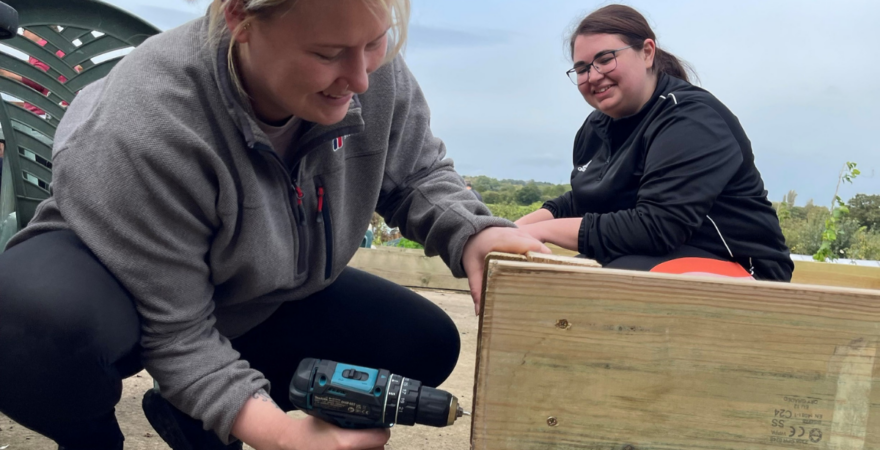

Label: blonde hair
[202,0,410,98]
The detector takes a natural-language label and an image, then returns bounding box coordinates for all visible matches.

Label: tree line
[773,192,879,260]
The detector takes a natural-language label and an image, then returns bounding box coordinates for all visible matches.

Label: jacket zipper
[316,182,333,280]
[251,142,309,279]
[291,176,308,277]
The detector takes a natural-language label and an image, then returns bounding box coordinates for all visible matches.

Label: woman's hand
[280,416,390,450]
[519,219,583,253]
[513,208,554,227]
[462,227,551,315]
[517,222,545,242]
[233,393,390,450]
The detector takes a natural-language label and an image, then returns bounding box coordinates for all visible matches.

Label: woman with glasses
[516,4,793,281]
[0,0,550,449]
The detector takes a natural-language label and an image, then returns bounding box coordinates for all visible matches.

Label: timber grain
[472,257,880,450]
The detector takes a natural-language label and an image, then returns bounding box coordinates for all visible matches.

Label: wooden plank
[793,261,880,290]
[483,251,600,269]
[547,243,579,257]
[348,247,468,291]
[473,258,880,450]
[350,246,880,293]
[546,242,880,290]
[349,248,601,292]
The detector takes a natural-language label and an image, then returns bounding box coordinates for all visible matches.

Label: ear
[224,0,250,44]
[642,38,657,70]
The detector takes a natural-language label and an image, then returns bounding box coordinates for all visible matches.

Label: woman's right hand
[233,393,390,450]
[281,416,390,450]
[514,208,554,227]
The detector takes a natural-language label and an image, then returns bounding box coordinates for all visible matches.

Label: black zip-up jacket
[543,73,793,281]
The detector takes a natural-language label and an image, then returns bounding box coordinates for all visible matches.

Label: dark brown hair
[569,4,694,83]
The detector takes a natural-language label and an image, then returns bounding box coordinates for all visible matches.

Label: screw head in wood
[555,319,571,330]
[547,416,559,427]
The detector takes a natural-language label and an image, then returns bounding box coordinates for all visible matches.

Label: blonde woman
[0,0,549,449]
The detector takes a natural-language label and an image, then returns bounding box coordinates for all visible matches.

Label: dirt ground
[0,289,476,450]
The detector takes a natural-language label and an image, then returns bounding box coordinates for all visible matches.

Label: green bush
[778,201,880,260]
[462,175,570,207]
[779,204,829,256]
[846,228,880,260]
[514,182,542,205]
[396,238,424,250]
[486,202,544,222]
[848,194,880,231]
[482,191,502,204]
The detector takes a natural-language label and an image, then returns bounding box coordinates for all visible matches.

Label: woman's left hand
[462,227,551,315]
[517,223,546,242]
[519,219,582,253]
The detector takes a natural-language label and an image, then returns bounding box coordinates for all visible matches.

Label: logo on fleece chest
[331,135,347,151]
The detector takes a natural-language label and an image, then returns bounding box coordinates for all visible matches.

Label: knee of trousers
[0,230,141,413]
[415,312,461,388]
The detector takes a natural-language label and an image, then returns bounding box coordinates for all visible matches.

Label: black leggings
[0,230,460,448]
[604,244,728,270]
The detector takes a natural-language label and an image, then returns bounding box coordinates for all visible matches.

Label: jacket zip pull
[293,183,306,224]
[316,187,325,224]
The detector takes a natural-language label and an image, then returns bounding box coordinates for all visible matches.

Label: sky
[102,0,879,207]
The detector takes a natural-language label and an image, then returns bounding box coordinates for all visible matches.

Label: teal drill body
[289,358,467,429]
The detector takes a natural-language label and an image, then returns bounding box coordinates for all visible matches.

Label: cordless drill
[289,358,469,429]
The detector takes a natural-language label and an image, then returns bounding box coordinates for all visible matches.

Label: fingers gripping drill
[289,358,470,429]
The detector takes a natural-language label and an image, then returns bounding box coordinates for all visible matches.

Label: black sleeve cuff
[577,216,590,256]
[541,202,559,218]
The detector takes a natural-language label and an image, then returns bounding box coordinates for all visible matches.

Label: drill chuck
[289,358,468,429]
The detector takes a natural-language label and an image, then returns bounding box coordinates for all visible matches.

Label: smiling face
[572,33,657,119]
[227,0,390,125]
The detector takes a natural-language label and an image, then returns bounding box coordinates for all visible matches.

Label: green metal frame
[0,0,160,250]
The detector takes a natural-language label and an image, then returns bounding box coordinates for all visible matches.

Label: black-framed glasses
[566,45,634,85]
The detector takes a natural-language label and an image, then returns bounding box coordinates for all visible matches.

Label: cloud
[512,155,570,169]
[408,25,511,50]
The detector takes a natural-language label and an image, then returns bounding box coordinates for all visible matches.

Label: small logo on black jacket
[577,160,592,172]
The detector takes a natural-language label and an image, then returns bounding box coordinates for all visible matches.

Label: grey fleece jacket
[8,17,511,441]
